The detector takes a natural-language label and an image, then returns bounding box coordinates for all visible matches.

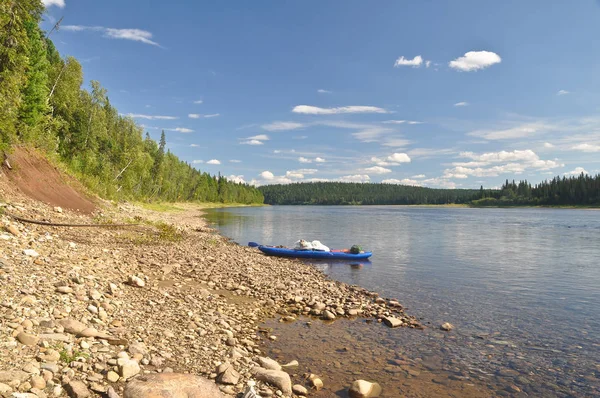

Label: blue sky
[41,0,600,188]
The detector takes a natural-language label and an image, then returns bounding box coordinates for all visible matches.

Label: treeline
[0,0,263,204]
[259,182,479,205]
[473,174,600,206]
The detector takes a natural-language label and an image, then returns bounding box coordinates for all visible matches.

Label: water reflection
[205,206,600,397]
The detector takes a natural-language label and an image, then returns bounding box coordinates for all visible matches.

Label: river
[204,206,600,397]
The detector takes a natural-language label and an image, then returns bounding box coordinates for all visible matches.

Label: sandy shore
[0,180,422,398]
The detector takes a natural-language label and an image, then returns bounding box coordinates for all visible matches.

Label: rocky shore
[0,183,421,397]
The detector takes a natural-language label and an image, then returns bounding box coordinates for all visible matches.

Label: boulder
[59,319,87,335]
[292,384,308,396]
[257,357,281,371]
[64,380,91,398]
[251,367,292,395]
[118,358,141,380]
[0,371,29,383]
[349,380,382,398]
[123,373,227,398]
[216,364,239,385]
[440,322,454,331]
[16,332,39,346]
[382,317,403,328]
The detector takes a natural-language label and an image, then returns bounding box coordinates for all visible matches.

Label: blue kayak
[258,245,372,260]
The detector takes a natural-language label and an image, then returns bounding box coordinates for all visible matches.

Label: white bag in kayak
[294,239,313,250]
[311,240,330,252]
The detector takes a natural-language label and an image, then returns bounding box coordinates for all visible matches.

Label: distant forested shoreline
[259,174,600,207]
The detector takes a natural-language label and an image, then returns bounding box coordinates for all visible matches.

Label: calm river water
[205,206,600,397]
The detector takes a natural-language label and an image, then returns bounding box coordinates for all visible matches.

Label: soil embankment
[3,147,97,214]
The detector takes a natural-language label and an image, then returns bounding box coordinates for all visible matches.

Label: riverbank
[0,180,424,397]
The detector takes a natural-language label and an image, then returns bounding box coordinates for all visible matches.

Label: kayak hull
[258,245,372,260]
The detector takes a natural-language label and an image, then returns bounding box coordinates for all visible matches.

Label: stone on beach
[349,379,382,397]
[257,357,282,371]
[64,380,91,398]
[382,316,403,328]
[123,373,227,398]
[251,367,292,395]
[440,322,454,331]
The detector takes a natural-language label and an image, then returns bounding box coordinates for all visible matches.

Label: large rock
[59,319,87,335]
[215,364,239,385]
[64,380,91,398]
[257,357,281,371]
[382,317,403,328]
[0,370,29,383]
[349,380,382,398]
[123,373,227,398]
[16,332,39,346]
[118,358,141,380]
[251,367,292,395]
[440,322,454,331]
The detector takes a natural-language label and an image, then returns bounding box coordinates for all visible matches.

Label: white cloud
[193,100,203,104]
[454,102,469,107]
[125,113,178,120]
[543,142,555,148]
[394,55,423,68]
[317,89,331,94]
[412,174,426,178]
[204,113,220,118]
[248,134,269,141]
[382,138,412,148]
[240,134,269,145]
[192,160,203,164]
[449,50,501,72]
[291,168,318,175]
[206,159,221,165]
[408,148,455,158]
[407,121,423,125]
[425,60,431,68]
[339,174,370,183]
[262,122,304,131]
[229,159,241,163]
[364,166,392,175]
[564,167,588,175]
[382,120,406,124]
[165,127,194,133]
[285,171,305,179]
[299,157,312,163]
[190,144,200,147]
[557,90,570,96]
[292,105,390,115]
[315,157,326,163]
[104,28,159,46]
[227,175,246,184]
[443,149,563,179]
[63,26,160,46]
[468,123,548,140]
[241,139,264,146]
[188,114,200,119]
[43,0,65,8]
[371,152,411,166]
[382,178,422,186]
[572,143,600,152]
[422,178,457,189]
[260,171,274,180]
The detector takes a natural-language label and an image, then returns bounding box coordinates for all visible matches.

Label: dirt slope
[2,147,97,214]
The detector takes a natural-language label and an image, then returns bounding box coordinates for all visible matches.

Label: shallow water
[205,206,600,397]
